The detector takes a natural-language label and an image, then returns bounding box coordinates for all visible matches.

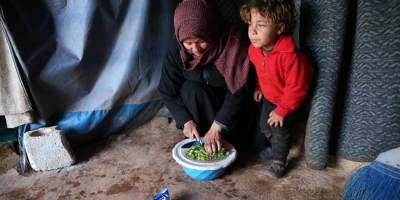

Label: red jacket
[248,35,312,118]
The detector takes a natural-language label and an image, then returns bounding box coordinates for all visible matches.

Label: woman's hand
[253,90,263,102]
[267,111,284,127]
[204,121,222,153]
[183,120,200,140]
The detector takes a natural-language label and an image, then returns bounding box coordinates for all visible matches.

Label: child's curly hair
[240,0,296,35]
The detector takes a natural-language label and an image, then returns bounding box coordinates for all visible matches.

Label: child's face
[248,8,283,49]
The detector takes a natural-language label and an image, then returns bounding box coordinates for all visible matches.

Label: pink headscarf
[174,0,250,94]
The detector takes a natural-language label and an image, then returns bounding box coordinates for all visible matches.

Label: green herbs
[185,145,228,161]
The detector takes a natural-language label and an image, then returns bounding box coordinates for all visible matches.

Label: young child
[240,0,313,178]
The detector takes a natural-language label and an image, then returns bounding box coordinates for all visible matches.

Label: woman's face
[182,37,210,57]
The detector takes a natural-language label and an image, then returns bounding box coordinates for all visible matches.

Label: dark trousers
[180,81,226,135]
[259,99,295,163]
[180,80,257,147]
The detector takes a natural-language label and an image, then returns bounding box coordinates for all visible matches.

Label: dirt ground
[0,117,366,200]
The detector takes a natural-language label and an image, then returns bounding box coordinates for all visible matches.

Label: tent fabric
[0,0,176,145]
[0,13,34,127]
[302,0,400,168]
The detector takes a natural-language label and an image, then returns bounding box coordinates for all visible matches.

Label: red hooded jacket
[248,35,313,118]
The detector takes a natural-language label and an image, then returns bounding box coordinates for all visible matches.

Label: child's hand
[267,111,284,127]
[253,90,263,102]
[183,120,200,140]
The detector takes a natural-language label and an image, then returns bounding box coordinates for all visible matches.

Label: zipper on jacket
[262,55,266,69]
[202,69,209,85]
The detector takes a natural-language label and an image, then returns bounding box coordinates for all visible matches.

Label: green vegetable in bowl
[185,145,228,161]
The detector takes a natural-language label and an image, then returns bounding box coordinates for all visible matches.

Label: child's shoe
[258,147,273,161]
[264,162,287,178]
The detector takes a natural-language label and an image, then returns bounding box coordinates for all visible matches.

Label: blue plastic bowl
[182,167,226,181]
[172,139,237,181]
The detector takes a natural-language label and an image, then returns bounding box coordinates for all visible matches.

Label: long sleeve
[158,41,192,128]
[159,38,251,130]
[248,36,313,118]
[215,82,249,129]
[274,53,312,117]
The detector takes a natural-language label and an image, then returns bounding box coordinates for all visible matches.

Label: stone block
[23,126,76,171]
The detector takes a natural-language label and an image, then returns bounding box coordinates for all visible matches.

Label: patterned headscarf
[173,0,250,94]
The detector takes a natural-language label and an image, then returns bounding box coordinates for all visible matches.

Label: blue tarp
[1,0,177,145]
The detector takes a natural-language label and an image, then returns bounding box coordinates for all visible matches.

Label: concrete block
[23,126,76,171]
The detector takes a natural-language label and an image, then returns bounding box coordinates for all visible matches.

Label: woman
[158,0,251,153]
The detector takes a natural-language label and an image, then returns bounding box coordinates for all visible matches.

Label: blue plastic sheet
[1,0,177,146]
